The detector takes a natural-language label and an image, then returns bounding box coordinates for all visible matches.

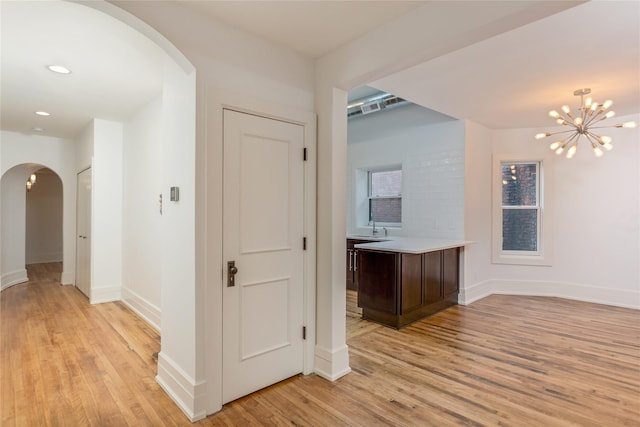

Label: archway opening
[25,167,64,280]
[1,164,63,290]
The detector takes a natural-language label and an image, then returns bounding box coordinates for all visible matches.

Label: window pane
[370,170,402,197]
[502,163,537,206]
[502,209,538,251]
[370,197,401,223]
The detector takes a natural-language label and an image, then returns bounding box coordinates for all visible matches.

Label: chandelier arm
[558,121,580,131]
[563,132,581,148]
[542,129,578,138]
[580,105,589,125]
[583,109,605,127]
[587,124,617,130]
[584,133,603,147]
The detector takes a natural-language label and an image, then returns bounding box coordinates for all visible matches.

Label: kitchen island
[354,237,472,329]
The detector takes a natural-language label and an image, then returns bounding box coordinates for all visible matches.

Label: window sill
[492,253,552,267]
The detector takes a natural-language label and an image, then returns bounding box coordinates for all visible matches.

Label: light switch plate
[170,186,179,202]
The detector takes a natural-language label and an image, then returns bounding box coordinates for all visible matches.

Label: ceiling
[1,1,638,140]
[178,1,427,58]
[372,1,640,129]
[0,1,165,139]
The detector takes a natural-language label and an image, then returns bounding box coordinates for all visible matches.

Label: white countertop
[350,236,473,254]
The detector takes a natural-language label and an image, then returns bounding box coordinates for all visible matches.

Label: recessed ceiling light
[32,127,45,132]
[35,111,51,116]
[47,65,71,74]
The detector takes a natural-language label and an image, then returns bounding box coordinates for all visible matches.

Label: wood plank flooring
[2,263,639,426]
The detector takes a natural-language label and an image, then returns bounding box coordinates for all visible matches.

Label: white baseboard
[458,279,493,305]
[156,352,208,422]
[1,269,29,291]
[460,279,640,309]
[314,344,351,381]
[60,270,74,285]
[121,287,161,332]
[90,285,122,304]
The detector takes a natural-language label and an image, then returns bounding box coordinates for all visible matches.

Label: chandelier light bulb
[585,97,592,107]
[590,102,599,111]
[605,111,615,119]
[574,117,583,125]
[593,146,604,157]
[549,141,562,150]
[555,146,564,155]
[562,105,571,114]
[599,135,612,144]
[603,143,613,151]
[549,110,560,118]
[621,121,637,128]
[535,133,549,140]
[566,145,577,158]
[602,100,613,109]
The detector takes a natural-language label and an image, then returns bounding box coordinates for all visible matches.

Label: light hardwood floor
[2,263,639,426]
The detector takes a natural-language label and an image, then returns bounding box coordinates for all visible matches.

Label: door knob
[227,261,238,287]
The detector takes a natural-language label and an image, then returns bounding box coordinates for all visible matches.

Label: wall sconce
[26,173,37,192]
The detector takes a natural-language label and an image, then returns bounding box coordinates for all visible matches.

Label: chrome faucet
[372,220,378,236]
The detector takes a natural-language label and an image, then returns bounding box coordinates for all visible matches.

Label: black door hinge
[303,147,307,161]
[303,326,307,340]
[303,237,307,250]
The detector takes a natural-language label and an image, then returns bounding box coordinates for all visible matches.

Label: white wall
[106,2,316,420]
[347,104,464,239]
[122,96,163,330]
[1,131,76,286]
[462,120,493,290]
[91,119,124,303]
[26,171,63,264]
[76,122,94,171]
[1,166,29,287]
[461,114,640,308]
[155,54,201,417]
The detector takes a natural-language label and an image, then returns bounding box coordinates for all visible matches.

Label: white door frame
[204,86,317,415]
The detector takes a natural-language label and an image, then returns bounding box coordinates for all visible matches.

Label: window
[368,169,402,225]
[501,162,539,252]
[492,155,553,266]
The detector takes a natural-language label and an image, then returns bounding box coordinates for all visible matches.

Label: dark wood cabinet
[357,250,397,313]
[357,247,460,329]
[346,238,376,291]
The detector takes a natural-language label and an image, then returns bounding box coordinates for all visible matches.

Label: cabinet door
[357,250,397,314]
[442,248,460,297]
[401,253,423,313]
[424,251,442,304]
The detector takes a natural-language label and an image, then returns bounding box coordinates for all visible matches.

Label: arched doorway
[26,168,63,268]
[1,164,63,290]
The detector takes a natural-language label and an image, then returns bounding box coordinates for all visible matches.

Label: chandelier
[535,88,636,158]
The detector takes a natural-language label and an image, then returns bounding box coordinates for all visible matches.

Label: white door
[75,168,91,298]
[222,109,305,403]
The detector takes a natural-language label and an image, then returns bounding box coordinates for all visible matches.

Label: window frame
[492,154,553,266]
[501,161,540,254]
[367,168,403,226]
